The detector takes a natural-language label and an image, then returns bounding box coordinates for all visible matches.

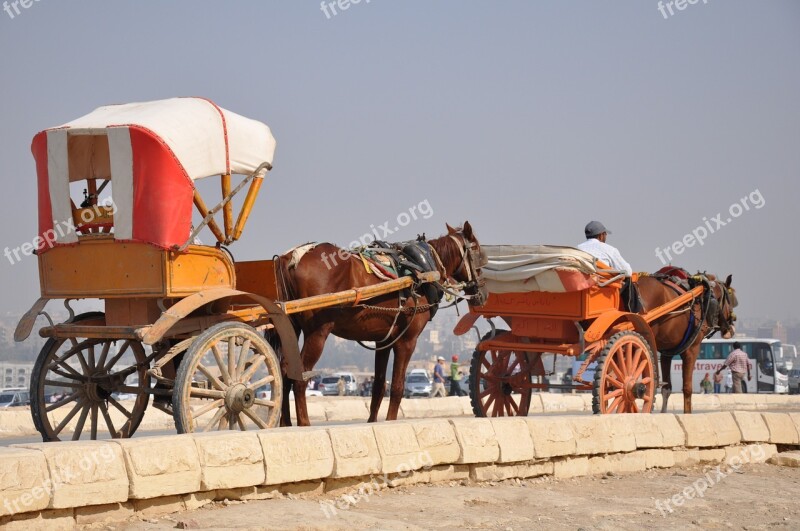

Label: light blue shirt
[576,238,632,276]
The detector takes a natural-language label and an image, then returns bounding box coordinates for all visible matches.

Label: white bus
[671,338,791,394]
[783,344,800,394]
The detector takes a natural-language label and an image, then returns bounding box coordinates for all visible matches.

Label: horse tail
[265,254,301,358]
[273,253,297,303]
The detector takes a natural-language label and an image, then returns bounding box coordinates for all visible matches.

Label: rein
[355,291,429,351]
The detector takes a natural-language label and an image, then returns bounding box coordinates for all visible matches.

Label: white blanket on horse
[482,245,598,293]
[284,243,317,269]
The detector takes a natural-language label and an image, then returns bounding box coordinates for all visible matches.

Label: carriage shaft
[280,271,440,314]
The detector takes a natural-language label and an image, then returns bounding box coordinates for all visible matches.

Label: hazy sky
[0,1,797,321]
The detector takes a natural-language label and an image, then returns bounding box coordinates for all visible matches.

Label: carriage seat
[480,244,599,294]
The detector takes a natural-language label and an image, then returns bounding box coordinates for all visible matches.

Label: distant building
[772,322,788,344]
[757,327,774,339]
[0,362,33,389]
[786,324,800,346]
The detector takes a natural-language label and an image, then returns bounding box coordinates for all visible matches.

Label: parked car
[409,368,431,380]
[0,388,30,408]
[404,374,432,398]
[258,384,321,399]
[111,392,138,401]
[319,373,358,396]
[288,388,322,399]
[256,384,271,400]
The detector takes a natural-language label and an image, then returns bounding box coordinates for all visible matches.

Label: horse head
[444,221,488,306]
[710,274,738,339]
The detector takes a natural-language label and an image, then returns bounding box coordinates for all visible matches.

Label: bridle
[435,233,488,306]
[703,279,737,339]
[715,282,737,337]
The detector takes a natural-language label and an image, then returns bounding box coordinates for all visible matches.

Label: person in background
[716,342,751,393]
[701,373,713,394]
[361,377,372,397]
[337,376,346,396]
[430,356,447,397]
[713,370,723,393]
[576,221,632,276]
[450,355,467,397]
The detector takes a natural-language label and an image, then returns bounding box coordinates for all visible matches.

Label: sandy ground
[112,463,800,531]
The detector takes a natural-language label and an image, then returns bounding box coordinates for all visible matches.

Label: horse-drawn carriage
[14,98,440,441]
[454,245,737,416]
[13,98,736,441]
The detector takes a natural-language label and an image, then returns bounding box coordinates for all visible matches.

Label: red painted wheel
[470,330,532,417]
[592,331,657,414]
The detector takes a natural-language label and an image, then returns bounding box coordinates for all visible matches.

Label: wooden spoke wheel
[173,322,282,433]
[592,331,657,414]
[470,330,532,417]
[30,312,151,442]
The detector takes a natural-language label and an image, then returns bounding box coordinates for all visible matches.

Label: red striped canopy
[32,97,276,251]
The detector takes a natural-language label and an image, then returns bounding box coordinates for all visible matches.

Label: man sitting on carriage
[576,220,632,276]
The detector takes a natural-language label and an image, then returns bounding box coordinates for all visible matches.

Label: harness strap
[661,279,687,296]
[448,234,471,282]
[659,277,714,358]
[675,310,696,353]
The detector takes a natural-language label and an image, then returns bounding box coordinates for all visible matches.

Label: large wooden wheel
[173,321,282,433]
[470,330,533,417]
[30,312,151,441]
[592,331,657,414]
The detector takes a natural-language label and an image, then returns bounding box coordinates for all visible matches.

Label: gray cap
[584,221,611,238]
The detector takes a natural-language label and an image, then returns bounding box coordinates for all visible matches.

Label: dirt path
[114,464,800,531]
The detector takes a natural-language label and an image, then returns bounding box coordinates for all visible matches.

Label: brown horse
[637,272,737,413]
[274,222,486,426]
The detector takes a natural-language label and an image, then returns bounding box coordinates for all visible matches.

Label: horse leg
[368,344,391,423]
[660,353,672,414]
[268,328,298,427]
[386,335,419,421]
[280,374,293,427]
[294,324,333,426]
[681,346,700,414]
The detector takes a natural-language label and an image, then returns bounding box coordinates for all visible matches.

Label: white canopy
[33,97,276,250]
[57,97,276,180]
[481,245,598,293]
